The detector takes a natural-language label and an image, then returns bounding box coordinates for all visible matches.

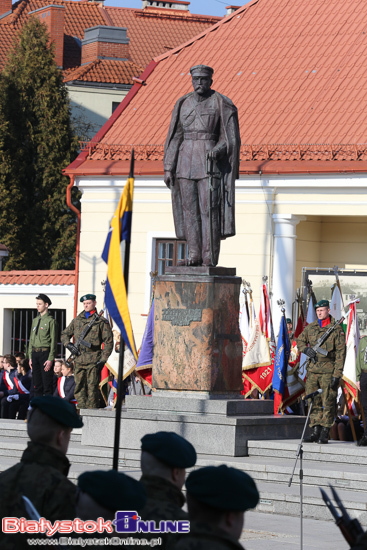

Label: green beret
[78,470,146,511]
[315,299,329,309]
[80,294,96,302]
[30,396,83,429]
[286,318,292,324]
[186,465,259,511]
[141,431,197,468]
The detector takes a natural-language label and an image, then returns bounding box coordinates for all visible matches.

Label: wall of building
[67,86,129,140]
[0,285,74,354]
[76,172,367,345]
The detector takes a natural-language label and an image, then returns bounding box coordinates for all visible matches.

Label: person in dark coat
[0,354,18,418]
[53,361,76,406]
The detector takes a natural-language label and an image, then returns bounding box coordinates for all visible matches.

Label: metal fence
[10,309,67,358]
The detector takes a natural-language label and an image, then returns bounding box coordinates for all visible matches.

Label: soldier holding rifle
[296,299,346,444]
[61,294,113,409]
[164,64,240,267]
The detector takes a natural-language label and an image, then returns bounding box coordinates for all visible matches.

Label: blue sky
[103,0,248,17]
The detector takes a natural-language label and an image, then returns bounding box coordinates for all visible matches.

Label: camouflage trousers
[74,364,100,409]
[306,371,337,428]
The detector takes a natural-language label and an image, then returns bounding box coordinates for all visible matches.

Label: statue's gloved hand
[211,143,227,160]
[164,171,174,189]
[66,343,79,356]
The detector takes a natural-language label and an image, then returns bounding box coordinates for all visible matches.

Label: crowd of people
[0,395,260,550]
[0,353,76,419]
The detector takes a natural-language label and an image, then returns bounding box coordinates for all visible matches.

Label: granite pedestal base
[81,397,307,457]
[153,267,243,397]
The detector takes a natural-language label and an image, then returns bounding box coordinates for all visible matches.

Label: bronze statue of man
[164,65,240,267]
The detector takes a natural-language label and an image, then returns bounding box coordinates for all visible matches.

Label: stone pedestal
[153,267,243,396]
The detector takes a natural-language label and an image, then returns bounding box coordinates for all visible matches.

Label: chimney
[29,5,65,68]
[142,1,189,11]
[225,5,240,16]
[81,26,129,65]
[0,0,12,19]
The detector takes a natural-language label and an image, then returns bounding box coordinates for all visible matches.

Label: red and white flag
[343,300,360,400]
[242,282,274,394]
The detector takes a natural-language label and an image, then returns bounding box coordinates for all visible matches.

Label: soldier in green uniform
[26,294,58,396]
[0,395,83,549]
[173,465,259,550]
[136,431,197,549]
[61,294,113,409]
[296,299,346,444]
[356,336,367,446]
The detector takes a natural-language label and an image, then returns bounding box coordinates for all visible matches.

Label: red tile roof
[66,0,367,175]
[104,5,221,70]
[63,58,143,84]
[0,270,75,285]
[0,0,221,82]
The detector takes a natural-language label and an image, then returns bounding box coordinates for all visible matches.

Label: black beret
[36,294,52,306]
[186,465,259,511]
[315,300,329,309]
[80,294,96,302]
[30,396,83,429]
[141,431,197,468]
[286,318,292,324]
[78,470,146,511]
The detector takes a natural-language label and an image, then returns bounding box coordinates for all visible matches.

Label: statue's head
[190,65,213,96]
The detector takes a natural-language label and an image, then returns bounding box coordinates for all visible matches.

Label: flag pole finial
[129,148,135,179]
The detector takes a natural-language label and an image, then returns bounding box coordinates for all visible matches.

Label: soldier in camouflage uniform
[173,465,259,550]
[356,336,367,446]
[135,431,197,550]
[0,396,83,549]
[61,294,113,409]
[296,299,346,444]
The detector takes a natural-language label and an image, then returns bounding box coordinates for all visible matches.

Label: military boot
[305,425,321,443]
[318,427,330,444]
[358,434,367,446]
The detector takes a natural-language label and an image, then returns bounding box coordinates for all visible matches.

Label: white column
[271,214,305,334]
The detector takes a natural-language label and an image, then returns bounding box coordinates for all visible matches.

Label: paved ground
[241,511,349,550]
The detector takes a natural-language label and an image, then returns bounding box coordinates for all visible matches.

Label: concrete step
[254,480,367,527]
[0,419,82,442]
[247,439,367,465]
[194,454,367,492]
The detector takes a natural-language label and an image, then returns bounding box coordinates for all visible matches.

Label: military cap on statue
[141,431,197,468]
[190,64,214,77]
[30,396,83,429]
[78,470,146,511]
[186,465,259,511]
[80,294,96,302]
[36,293,52,306]
[315,299,329,309]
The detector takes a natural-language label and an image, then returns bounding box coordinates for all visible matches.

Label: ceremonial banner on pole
[242,282,274,394]
[330,281,345,322]
[136,298,154,388]
[272,315,291,414]
[102,162,137,360]
[101,150,136,470]
[343,300,360,400]
[281,313,305,410]
[299,294,317,381]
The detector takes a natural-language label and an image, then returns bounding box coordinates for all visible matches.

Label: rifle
[320,485,364,546]
[66,310,104,366]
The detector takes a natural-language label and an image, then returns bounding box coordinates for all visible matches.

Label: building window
[112,101,120,114]
[155,239,188,275]
[11,308,67,358]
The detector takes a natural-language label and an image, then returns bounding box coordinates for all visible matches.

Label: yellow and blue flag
[102,155,137,360]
